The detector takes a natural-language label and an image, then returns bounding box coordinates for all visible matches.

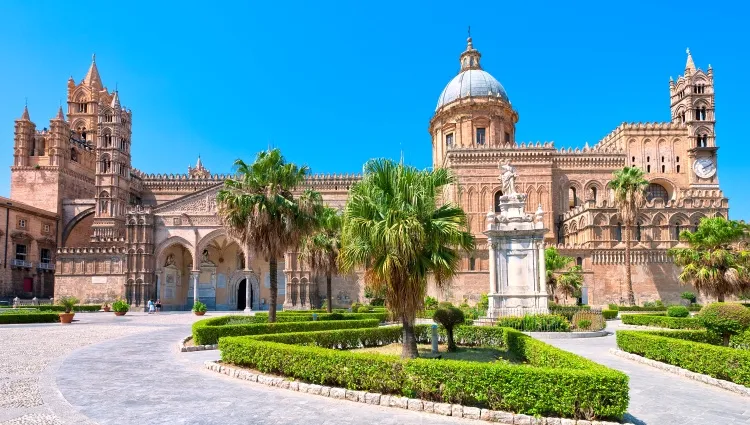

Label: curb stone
[609,348,750,398]
[178,335,218,352]
[203,360,631,424]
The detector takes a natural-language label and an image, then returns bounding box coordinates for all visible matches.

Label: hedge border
[192,316,380,345]
[0,312,60,324]
[620,314,702,329]
[0,305,102,312]
[204,360,627,425]
[219,325,629,419]
[616,330,750,388]
[609,348,750,397]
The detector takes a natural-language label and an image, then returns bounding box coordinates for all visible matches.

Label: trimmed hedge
[0,312,60,324]
[617,330,750,387]
[617,305,702,312]
[548,305,591,321]
[253,311,388,322]
[621,314,702,329]
[602,309,618,320]
[192,317,379,345]
[220,325,629,419]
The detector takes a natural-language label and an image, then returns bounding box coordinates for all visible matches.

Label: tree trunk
[447,327,456,352]
[326,272,332,313]
[625,224,636,306]
[722,333,730,347]
[401,316,419,359]
[717,292,725,302]
[269,256,278,323]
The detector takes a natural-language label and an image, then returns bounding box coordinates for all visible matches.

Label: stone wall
[53,274,127,303]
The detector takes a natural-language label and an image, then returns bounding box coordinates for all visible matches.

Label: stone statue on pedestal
[499,162,517,195]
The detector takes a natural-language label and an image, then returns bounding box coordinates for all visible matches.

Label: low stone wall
[609,348,750,398]
[204,360,631,425]
[178,335,217,352]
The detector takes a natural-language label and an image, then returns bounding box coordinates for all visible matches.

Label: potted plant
[112,299,129,316]
[102,302,111,312]
[57,296,79,324]
[193,301,207,316]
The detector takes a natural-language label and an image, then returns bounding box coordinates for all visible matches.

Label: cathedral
[0,38,728,310]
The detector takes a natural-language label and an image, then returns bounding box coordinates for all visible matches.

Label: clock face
[693,158,717,179]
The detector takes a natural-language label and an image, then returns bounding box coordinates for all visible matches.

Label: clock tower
[670,49,719,188]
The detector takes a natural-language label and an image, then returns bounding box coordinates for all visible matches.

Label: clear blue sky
[1,1,748,218]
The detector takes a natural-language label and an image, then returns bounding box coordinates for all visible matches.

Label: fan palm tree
[216,149,319,322]
[339,159,475,359]
[299,205,341,313]
[544,247,582,304]
[668,217,750,302]
[607,167,648,306]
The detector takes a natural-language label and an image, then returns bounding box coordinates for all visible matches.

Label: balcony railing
[10,259,32,268]
[38,262,55,271]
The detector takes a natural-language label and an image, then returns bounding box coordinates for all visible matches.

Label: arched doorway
[237,279,254,310]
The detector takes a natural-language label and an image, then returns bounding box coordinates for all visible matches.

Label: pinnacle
[20,105,30,121]
[83,53,104,89]
[685,48,696,73]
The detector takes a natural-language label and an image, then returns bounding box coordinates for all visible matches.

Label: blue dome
[436,69,509,111]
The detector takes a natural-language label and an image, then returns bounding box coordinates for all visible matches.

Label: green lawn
[351,343,524,363]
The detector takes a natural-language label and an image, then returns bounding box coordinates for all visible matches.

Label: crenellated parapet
[303,173,362,190]
[593,121,687,151]
[57,245,127,255]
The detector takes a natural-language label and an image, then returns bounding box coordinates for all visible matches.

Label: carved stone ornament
[499,161,517,195]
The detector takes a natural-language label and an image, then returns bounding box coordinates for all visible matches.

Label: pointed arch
[537,185,549,214]
[466,186,475,213]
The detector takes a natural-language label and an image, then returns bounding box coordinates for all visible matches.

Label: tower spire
[685,48,696,73]
[54,105,65,121]
[83,53,103,89]
[20,104,30,121]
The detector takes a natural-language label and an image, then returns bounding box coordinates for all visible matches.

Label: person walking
[147,299,155,314]
[155,299,162,313]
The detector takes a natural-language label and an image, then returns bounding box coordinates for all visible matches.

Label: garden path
[537,320,750,425]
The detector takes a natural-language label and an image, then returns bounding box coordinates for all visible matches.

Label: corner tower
[429,36,519,167]
[669,49,719,188]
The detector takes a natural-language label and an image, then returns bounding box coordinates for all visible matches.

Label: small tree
[432,303,465,352]
[668,217,750,302]
[697,302,750,346]
[545,247,582,304]
[57,296,79,314]
[680,291,697,304]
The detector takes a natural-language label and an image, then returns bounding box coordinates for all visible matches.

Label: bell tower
[669,49,718,187]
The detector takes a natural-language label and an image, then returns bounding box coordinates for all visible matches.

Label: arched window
[445,133,454,147]
[569,187,578,209]
[469,257,476,271]
[70,148,78,162]
[674,223,682,240]
[576,257,583,267]
[615,223,623,242]
[645,183,669,202]
[104,133,112,147]
[493,191,503,213]
[590,187,598,202]
[676,156,681,173]
[697,134,708,148]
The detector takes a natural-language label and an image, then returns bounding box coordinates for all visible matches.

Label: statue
[499,162,517,195]
[165,253,175,267]
[202,249,209,263]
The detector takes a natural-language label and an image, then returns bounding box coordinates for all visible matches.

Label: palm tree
[299,205,341,313]
[216,149,319,322]
[668,217,750,302]
[339,159,475,359]
[544,247,583,304]
[607,167,648,305]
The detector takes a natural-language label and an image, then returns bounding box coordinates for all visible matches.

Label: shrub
[0,305,101,312]
[495,314,570,332]
[602,309,618,320]
[548,305,591,321]
[730,329,750,350]
[193,317,379,345]
[571,311,605,331]
[350,302,363,312]
[698,302,750,346]
[357,306,372,313]
[607,303,619,311]
[424,296,438,310]
[432,304,465,352]
[667,305,690,318]
[616,305,667,312]
[621,314,702,329]
[617,330,750,387]
[577,319,592,330]
[0,311,60,324]
[112,300,129,313]
[369,298,385,307]
[57,296,79,314]
[680,291,697,303]
[220,325,629,419]
[193,301,207,313]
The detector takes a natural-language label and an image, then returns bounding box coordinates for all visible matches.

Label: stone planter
[114,311,127,316]
[59,312,75,324]
[194,311,206,316]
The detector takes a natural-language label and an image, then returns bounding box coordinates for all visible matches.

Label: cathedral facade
[1,39,728,309]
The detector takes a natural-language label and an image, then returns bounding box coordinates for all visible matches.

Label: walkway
[538,321,750,425]
[2,314,748,424]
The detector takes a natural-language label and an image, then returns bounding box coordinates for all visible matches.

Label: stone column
[244,272,252,313]
[191,271,200,303]
[488,237,497,295]
[538,241,547,296]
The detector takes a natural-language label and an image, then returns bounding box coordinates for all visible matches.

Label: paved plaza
[0,313,748,425]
